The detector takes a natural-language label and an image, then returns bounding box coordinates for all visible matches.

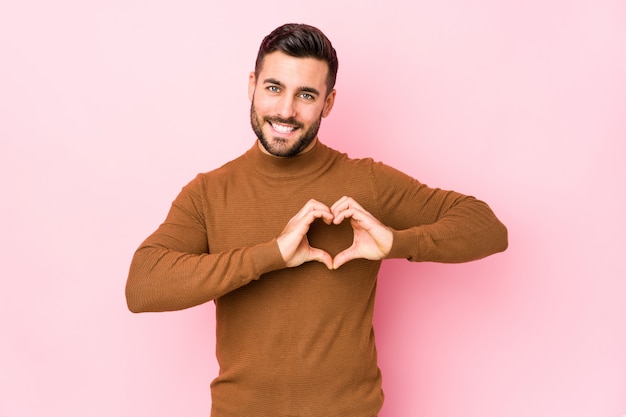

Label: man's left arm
[331,161,508,267]
[374,161,507,263]
[386,193,508,263]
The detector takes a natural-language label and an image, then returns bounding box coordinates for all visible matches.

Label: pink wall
[1,1,625,416]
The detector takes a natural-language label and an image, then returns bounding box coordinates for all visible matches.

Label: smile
[270,121,297,134]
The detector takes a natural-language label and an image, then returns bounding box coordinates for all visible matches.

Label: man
[126,23,508,417]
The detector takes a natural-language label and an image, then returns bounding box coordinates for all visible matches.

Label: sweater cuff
[250,239,287,276]
[387,228,421,260]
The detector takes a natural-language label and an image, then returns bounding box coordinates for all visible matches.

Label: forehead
[257,51,329,93]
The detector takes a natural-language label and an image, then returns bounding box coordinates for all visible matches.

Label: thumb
[332,245,358,269]
[309,247,334,270]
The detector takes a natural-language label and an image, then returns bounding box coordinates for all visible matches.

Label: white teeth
[271,122,295,133]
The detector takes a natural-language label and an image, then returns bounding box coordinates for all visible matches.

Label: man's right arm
[125,177,287,313]
[126,239,285,313]
[125,182,334,313]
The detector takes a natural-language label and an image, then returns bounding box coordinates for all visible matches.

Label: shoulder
[322,144,378,174]
[174,152,249,201]
[329,148,411,183]
[194,151,249,182]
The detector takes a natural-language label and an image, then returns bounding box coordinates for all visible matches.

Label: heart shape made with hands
[307,217,354,256]
[280,197,393,270]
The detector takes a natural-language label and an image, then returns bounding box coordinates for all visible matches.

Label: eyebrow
[263,78,320,96]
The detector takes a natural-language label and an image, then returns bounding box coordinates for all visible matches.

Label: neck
[246,138,332,179]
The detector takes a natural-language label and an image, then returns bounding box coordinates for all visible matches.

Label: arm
[126,242,285,313]
[126,180,334,313]
[374,162,508,263]
[386,193,509,263]
[125,179,285,312]
[327,162,508,268]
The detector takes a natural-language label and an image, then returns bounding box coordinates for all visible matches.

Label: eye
[267,85,280,93]
[299,92,315,100]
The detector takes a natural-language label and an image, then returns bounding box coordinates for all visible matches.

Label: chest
[203,171,374,255]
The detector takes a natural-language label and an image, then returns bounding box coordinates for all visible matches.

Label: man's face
[249,51,336,157]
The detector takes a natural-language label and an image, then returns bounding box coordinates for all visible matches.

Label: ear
[248,72,257,101]
[322,89,336,118]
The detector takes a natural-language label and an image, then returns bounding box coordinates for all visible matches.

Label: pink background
[1,0,625,416]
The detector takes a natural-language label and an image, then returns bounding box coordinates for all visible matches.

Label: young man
[126,23,508,417]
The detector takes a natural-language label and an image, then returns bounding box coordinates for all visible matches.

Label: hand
[277,199,334,269]
[330,196,393,269]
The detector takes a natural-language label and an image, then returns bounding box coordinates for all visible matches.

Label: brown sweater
[126,140,507,416]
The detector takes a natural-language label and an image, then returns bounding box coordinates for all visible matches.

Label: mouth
[269,120,299,134]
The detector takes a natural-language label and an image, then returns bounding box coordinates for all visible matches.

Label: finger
[332,246,358,269]
[302,207,335,226]
[330,196,358,213]
[289,207,333,231]
[299,200,334,224]
[309,248,333,270]
[331,202,354,224]
[329,195,349,212]
[302,199,332,213]
[278,209,328,261]
[333,206,369,226]
[331,197,369,224]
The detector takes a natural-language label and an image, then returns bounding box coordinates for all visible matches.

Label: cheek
[299,104,325,121]
[252,96,275,115]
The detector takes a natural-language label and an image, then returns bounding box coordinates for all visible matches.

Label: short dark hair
[255,23,339,95]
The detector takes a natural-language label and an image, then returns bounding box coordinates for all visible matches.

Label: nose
[276,95,297,119]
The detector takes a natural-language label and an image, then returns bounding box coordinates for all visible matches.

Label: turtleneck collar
[244,139,335,179]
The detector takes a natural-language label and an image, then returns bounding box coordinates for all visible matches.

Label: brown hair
[255,23,339,95]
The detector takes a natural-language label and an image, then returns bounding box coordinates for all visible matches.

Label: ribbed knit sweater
[126,140,507,416]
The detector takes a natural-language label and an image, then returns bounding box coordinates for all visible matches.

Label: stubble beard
[250,102,322,158]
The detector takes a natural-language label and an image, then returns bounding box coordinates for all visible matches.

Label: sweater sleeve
[125,177,287,313]
[371,162,508,263]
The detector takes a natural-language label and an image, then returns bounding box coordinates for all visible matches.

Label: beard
[250,102,322,158]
